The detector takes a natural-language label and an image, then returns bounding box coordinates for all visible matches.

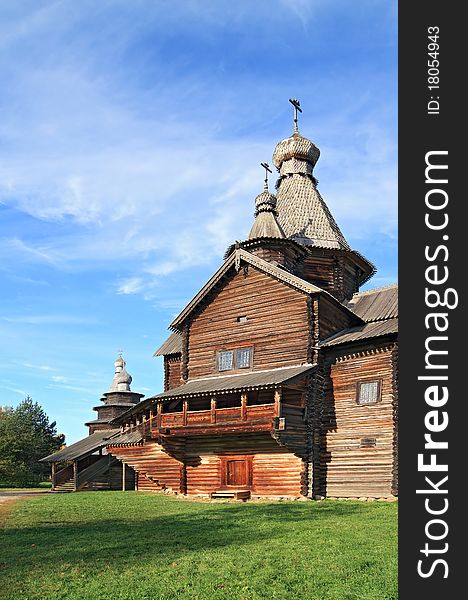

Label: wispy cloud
[0,0,396,443]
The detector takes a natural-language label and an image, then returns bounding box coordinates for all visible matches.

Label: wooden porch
[122,388,305,439]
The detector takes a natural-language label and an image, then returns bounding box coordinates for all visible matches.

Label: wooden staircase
[107,440,183,493]
[76,456,119,491]
[51,479,75,493]
[51,456,119,492]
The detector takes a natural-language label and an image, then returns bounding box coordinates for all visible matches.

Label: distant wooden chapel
[42,102,398,500]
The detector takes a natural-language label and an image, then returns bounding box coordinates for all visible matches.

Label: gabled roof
[347,284,398,322]
[320,318,398,347]
[321,284,398,348]
[170,248,323,330]
[154,331,182,356]
[40,429,120,463]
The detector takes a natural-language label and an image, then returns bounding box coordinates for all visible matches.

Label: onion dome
[248,164,285,240]
[272,100,350,250]
[108,355,133,392]
[272,131,320,176]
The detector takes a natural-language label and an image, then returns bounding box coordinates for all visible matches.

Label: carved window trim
[356,379,382,405]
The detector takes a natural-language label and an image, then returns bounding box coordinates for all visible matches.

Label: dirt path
[0,491,48,525]
[0,490,49,502]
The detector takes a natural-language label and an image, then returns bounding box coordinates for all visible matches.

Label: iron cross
[289,98,302,132]
[261,162,272,190]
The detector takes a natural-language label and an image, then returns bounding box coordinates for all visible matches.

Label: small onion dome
[114,356,125,370]
[254,189,278,216]
[116,368,132,387]
[272,131,320,170]
[248,189,285,240]
[108,355,133,392]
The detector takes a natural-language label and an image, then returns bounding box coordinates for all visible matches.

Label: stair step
[210,490,251,500]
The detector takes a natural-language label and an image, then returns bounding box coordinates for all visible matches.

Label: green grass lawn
[0,492,397,600]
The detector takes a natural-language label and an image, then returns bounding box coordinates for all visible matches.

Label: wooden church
[42,101,398,500]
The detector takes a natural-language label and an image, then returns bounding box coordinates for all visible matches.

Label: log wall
[301,251,359,302]
[164,355,182,391]
[188,266,310,379]
[318,295,357,341]
[320,344,397,498]
[185,433,304,498]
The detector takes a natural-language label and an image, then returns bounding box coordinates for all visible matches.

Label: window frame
[217,350,234,372]
[216,347,253,372]
[356,379,382,406]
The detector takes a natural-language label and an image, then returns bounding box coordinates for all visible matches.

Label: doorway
[220,456,252,489]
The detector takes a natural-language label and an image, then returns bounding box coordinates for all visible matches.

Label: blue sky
[0,0,397,444]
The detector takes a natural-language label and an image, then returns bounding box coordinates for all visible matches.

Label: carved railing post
[274,387,282,418]
[241,393,247,420]
[210,397,217,423]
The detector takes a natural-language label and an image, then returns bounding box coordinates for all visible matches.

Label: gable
[170,249,321,330]
[188,265,311,379]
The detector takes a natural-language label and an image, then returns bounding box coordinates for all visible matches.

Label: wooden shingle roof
[321,284,398,347]
[154,331,182,356]
[347,284,398,322]
[111,364,316,423]
[40,429,120,463]
[320,318,398,347]
[149,364,316,401]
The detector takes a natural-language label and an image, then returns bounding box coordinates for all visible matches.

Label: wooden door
[221,456,252,489]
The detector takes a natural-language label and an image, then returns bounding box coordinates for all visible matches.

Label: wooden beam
[51,462,56,489]
[182,400,188,426]
[210,397,217,424]
[157,403,162,428]
[73,460,78,491]
[241,393,247,421]
[274,388,282,417]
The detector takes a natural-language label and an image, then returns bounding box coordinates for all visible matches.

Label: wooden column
[51,462,56,489]
[122,462,126,491]
[274,387,282,417]
[183,400,188,426]
[157,403,162,428]
[210,397,217,423]
[241,393,247,421]
[73,460,78,491]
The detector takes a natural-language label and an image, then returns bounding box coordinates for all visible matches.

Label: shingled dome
[273,131,320,173]
[248,189,285,240]
[272,127,351,250]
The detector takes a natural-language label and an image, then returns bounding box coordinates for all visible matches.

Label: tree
[0,396,65,486]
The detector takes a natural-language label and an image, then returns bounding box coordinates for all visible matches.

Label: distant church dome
[108,355,133,392]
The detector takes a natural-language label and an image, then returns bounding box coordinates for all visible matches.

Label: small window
[357,380,381,405]
[237,315,248,323]
[218,351,234,371]
[236,348,251,369]
[360,437,377,448]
